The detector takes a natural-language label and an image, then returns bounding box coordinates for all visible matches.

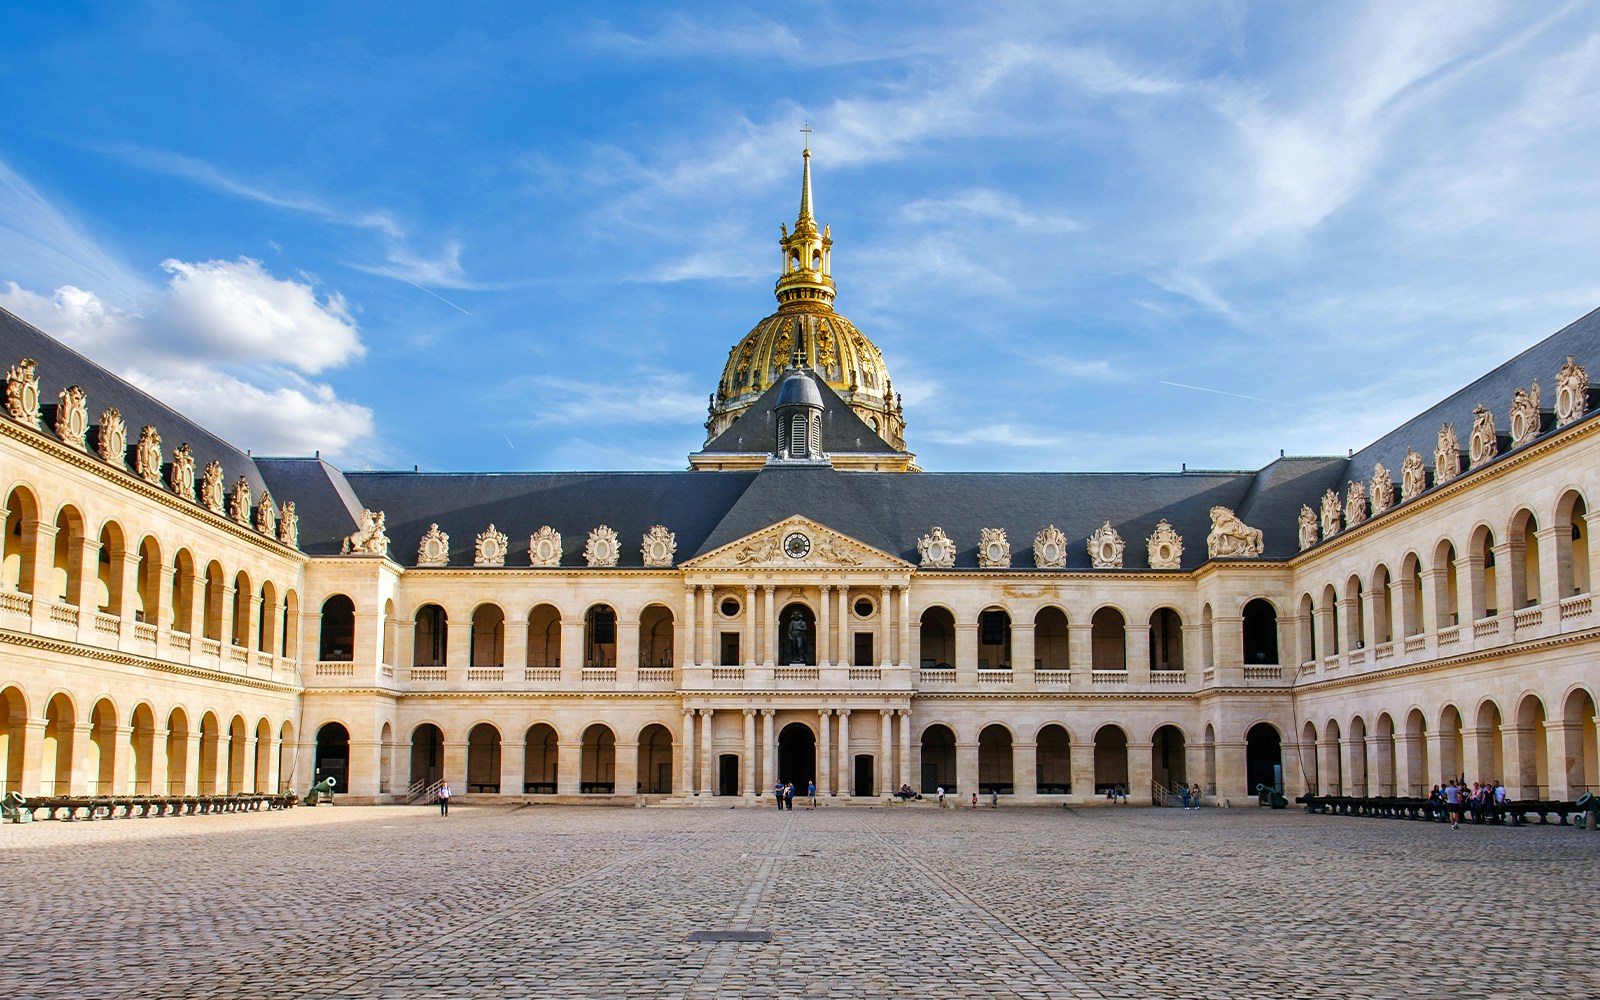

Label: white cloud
[510,369,707,428]
[901,189,1079,233]
[158,258,363,373]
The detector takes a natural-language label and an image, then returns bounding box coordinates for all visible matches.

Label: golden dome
[704,147,906,453]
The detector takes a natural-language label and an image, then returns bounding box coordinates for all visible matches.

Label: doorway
[777,722,816,788]
[854,754,874,797]
[718,753,740,796]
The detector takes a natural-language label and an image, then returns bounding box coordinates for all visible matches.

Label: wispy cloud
[901,189,1079,233]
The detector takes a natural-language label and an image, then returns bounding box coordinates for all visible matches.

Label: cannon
[1,791,31,824]
[301,776,337,806]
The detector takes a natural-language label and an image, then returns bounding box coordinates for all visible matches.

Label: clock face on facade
[783,531,811,559]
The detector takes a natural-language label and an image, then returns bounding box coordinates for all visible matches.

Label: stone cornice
[0,626,301,695]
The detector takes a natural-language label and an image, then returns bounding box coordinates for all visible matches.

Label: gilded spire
[775,141,834,311]
[796,146,815,233]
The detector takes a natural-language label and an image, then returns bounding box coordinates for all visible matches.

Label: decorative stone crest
[475,524,508,567]
[1319,488,1341,539]
[1556,356,1589,427]
[585,525,620,567]
[1087,521,1125,569]
[917,527,956,568]
[278,501,298,549]
[199,460,226,514]
[96,408,126,468]
[1344,480,1368,528]
[1370,463,1394,515]
[1298,505,1319,551]
[977,528,1010,569]
[255,492,277,537]
[1033,525,1067,569]
[1434,423,1461,483]
[416,523,450,566]
[1206,506,1263,559]
[228,476,252,525]
[54,386,88,451]
[529,525,563,567]
[135,426,163,484]
[1468,405,1498,468]
[170,444,195,500]
[1400,448,1428,501]
[641,524,677,568]
[4,359,40,427]
[1509,381,1542,448]
[1146,520,1183,569]
[340,508,389,555]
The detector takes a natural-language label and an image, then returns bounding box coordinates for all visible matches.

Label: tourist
[971,791,978,809]
[808,779,817,809]
[1180,785,1192,809]
[783,782,795,810]
[936,785,946,808]
[989,787,999,809]
[1444,779,1462,829]
[774,781,784,809]
[437,781,452,817]
[1190,784,1202,809]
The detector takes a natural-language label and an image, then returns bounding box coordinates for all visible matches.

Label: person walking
[783,782,795,811]
[807,779,817,810]
[989,787,999,809]
[1180,785,1192,810]
[774,781,784,809]
[936,785,946,809]
[437,781,452,817]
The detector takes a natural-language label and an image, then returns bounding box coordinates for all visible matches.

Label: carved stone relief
[97,408,126,468]
[1087,521,1125,569]
[1556,356,1589,427]
[917,527,956,568]
[170,444,195,501]
[1468,405,1498,468]
[341,509,389,556]
[1400,448,1427,501]
[135,426,163,485]
[529,525,563,567]
[475,524,508,567]
[199,460,226,514]
[1370,463,1394,515]
[1146,520,1183,570]
[1319,488,1341,539]
[228,476,252,525]
[642,524,677,568]
[1434,423,1461,483]
[1033,525,1067,569]
[4,359,39,428]
[255,492,277,537]
[1509,380,1541,448]
[418,523,450,566]
[1206,506,1263,559]
[1298,505,1318,551]
[55,386,88,451]
[585,525,620,567]
[977,527,1011,569]
[278,502,298,549]
[1344,480,1368,528]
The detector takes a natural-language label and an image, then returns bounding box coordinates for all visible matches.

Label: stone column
[1014,740,1038,801]
[742,708,756,798]
[150,727,169,798]
[1459,727,1482,785]
[1070,738,1096,800]
[1421,566,1452,633]
[1214,740,1248,800]
[614,741,638,797]
[1491,541,1517,618]
[503,620,526,675]
[1347,734,1369,796]
[879,709,893,796]
[1319,738,1341,794]
[1335,598,1361,657]
[879,586,891,666]
[956,738,978,799]
[1125,624,1151,683]
[1180,625,1203,680]
[556,741,581,796]
[761,709,776,795]
[836,709,851,795]
[682,586,696,667]
[817,708,832,796]
[1500,725,1531,797]
[1545,719,1574,800]
[1425,731,1452,785]
[898,710,913,790]
[440,739,467,793]
[699,708,715,796]
[1359,587,1381,649]
[700,585,714,666]
[954,622,978,685]
[836,587,850,665]
[26,523,57,631]
[744,585,757,666]
[1311,605,1335,658]
[899,588,911,668]
[764,586,778,666]
[1127,741,1154,804]
[680,708,696,795]
[817,584,831,665]
[69,723,95,795]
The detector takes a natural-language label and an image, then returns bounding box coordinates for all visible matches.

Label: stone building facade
[1,152,1597,806]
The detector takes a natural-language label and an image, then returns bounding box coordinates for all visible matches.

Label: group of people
[1177,784,1204,809]
[1429,778,1509,828]
[772,780,820,810]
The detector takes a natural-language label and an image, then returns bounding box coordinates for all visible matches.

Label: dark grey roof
[255,458,368,554]
[699,371,900,457]
[775,367,824,409]
[0,306,268,496]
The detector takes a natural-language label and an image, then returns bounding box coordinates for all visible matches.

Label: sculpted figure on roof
[1146,520,1183,569]
[255,492,277,537]
[529,526,562,567]
[1468,405,1498,468]
[1319,488,1341,539]
[1033,525,1067,569]
[341,508,389,556]
[475,524,508,567]
[1434,423,1461,483]
[170,444,195,500]
[1557,356,1588,427]
[135,426,163,484]
[1510,381,1541,448]
[1298,505,1318,552]
[1087,521,1124,569]
[1370,464,1394,515]
[418,523,450,566]
[5,358,39,428]
[1344,480,1368,528]
[917,527,956,568]
[55,385,88,451]
[1206,506,1263,559]
[977,528,1010,569]
[97,408,126,469]
[1400,448,1427,501]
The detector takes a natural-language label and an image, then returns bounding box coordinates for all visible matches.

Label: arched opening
[52,505,86,605]
[134,537,160,625]
[917,724,954,793]
[1034,607,1068,670]
[2,487,40,594]
[1470,526,1497,620]
[778,602,816,665]
[526,604,560,668]
[0,686,28,793]
[1371,564,1393,643]
[1200,604,1214,666]
[254,718,273,793]
[584,604,617,668]
[1035,724,1071,794]
[1322,718,1344,794]
[42,693,75,795]
[201,561,225,640]
[414,604,447,666]
[1374,713,1396,796]
[319,595,355,661]
[165,708,189,795]
[1093,724,1128,794]
[227,715,247,793]
[638,723,673,794]
[1515,696,1549,797]
[1404,709,1429,796]
[1090,607,1125,671]
[96,522,125,614]
[278,720,295,792]
[1438,541,1460,628]
[1320,584,1340,654]
[1242,598,1279,664]
[230,572,251,647]
[1510,509,1541,608]
[1152,724,1186,790]
[1203,724,1217,794]
[258,582,277,653]
[467,723,501,793]
[1348,715,1368,795]
[1299,721,1320,792]
[524,723,558,794]
[1400,553,1424,636]
[197,712,221,794]
[1245,723,1282,793]
[978,607,1011,670]
[640,604,674,668]
[919,607,955,669]
[314,722,350,790]
[978,724,1013,795]
[282,591,299,660]
[1474,700,1504,787]
[1149,608,1183,670]
[89,698,118,794]
[379,599,395,665]
[581,723,615,793]
[1343,576,1365,650]
[470,604,505,667]
[1433,705,1461,787]
[409,723,444,788]
[1556,491,1590,597]
[1561,689,1598,796]
[1297,592,1316,661]
[170,549,195,633]
[130,705,156,795]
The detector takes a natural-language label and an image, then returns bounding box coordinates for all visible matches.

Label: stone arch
[379,598,395,666]
[1035,723,1072,794]
[467,722,502,792]
[978,723,1014,795]
[1322,717,1343,794]
[639,604,674,668]
[778,601,816,665]
[1434,539,1460,628]
[409,722,444,788]
[1403,707,1429,796]
[2,485,41,593]
[1034,606,1069,671]
[1093,723,1128,794]
[918,722,956,793]
[1151,723,1186,789]
[226,569,249,647]
[1508,507,1542,608]
[977,606,1011,670]
[282,590,299,660]
[314,721,350,791]
[1343,574,1365,651]
[318,594,355,662]
[134,535,162,625]
[170,548,195,633]
[88,697,120,794]
[1090,607,1125,671]
[95,519,127,614]
[470,603,505,667]
[1560,687,1598,797]
[378,721,393,794]
[197,710,221,794]
[278,719,296,792]
[526,604,561,669]
[919,606,955,669]
[581,723,616,792]
[258,580,277,653]
[254,717,274,793]
[1348,715,1369,795]
[201,560,226,641]
[584,604,617,668]
[165,707,190,795]
[1370,563,1394,644]
[1438,704,1464,785]
[1319,583,1340,655]
[129,703,157,795]
[1245,722,1282,794]
[1149,607,1183,670]
[42,691,76,795]
[413,604,447,667]
[1373,712,1397,796]
[1300,720,1319,792]
[1554,489,1590,597]
[52,504,87,605]
[524,723,559,794]
[1241,598,1278,664]
[1202,723,1217,794]
[1473,698,1505,785]
[1297,592,1316,662]
[1469,523,1498,621]
[780,720,818,790]
[226,714,248,793]
[637,722,674,794]
[1199,603,1214,666]
[1399,551,1424,636]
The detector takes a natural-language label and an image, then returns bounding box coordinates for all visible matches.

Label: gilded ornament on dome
[135,426,163,484]
[255,492,277,537]
[5,358,40,428]
[170,444,195,500]
[977,527,1010,569]
[55,385,88,451]
[1556,356,1589,427]
[529,525,563,567]
[1146,519,1184,569]
[815,329,835,366]
[278,501,298,549]
[418,523,450,566]
[97,408,127,468]
[475,524,508,567]
[228,476,252,525]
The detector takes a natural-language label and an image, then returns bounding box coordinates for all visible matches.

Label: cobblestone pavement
[4,802,1598,999]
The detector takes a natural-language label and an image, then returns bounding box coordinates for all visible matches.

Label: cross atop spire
[775,142,835,310]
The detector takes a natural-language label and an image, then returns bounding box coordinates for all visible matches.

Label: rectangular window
[720,632,740,666]
[854,632,873,665]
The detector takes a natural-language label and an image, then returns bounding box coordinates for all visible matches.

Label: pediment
[685,516,911,572]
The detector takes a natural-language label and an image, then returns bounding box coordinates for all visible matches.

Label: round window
[720,597,740,618]
[854,597,874,618]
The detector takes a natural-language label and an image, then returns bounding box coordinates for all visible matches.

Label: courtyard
[4,803,1597,999]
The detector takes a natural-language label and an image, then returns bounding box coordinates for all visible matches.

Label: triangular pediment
[684,516,912,571]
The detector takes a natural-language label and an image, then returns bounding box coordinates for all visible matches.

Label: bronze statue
[786,612,808,663]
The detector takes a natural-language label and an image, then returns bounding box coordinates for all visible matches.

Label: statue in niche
[418,523,450,567]
[278,501,299,549]
[1319,488,1341,539]
[255,492,277,537]
[97,408,126,468]
[1468,405,1498,468]
[4,358,39,427]
[228,476,252,525]
[978,527,1011,569]
[1344,480,1368,528]
[1206,506,1263,559]
[55,385,88,451]
[1370,464,1394,514]
[1298,505,1319,552]
[641,524,677,568]
[199,461,226,514]
[1400,448,1428,501]
[1034,525,1068,569]
[170,444,195,500]
[786,611,809,664]
[1556,356,1589,427]
[528,525,563,567]
[1087,521,1125,569]
[135,426,163,484]
[341,508,389,556]
[475,524,508,567]
[1509,381,1541,447]
[1434,423,1461,483]
[917,527,956,568]
[1146,520,1183,570]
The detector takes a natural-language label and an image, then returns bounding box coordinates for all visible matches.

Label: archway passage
[637,724,673,794]
[778,603,816,665]
[1246,723,1282,794]
[467,723,501,793]
[524,724,558,794]
[777,722,816,789]
[978,724,1014,794]
[1152,725,1187,790]
[314,722,350,790]
[1036,724,1071,794]
[920,724,956,794]
[410,723,444,789]
[581,724,615,793]
[1093,725,1128,794]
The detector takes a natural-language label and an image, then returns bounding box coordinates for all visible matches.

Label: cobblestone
[3,803,1598,998]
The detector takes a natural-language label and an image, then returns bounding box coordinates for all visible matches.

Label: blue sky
[2,3,1598,473]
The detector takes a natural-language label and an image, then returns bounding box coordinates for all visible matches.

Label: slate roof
[698,369,901,457]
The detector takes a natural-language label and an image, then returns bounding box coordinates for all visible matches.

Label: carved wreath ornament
[475,524,508,567]
[917,527,955,568]
[529,526,562,567]
[977,528,1010,569]
[642,524,677,568]
[1033,525,1067,569]
[418,523,450,566]
[585,525,620,567]
[1145,520,1183,570]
